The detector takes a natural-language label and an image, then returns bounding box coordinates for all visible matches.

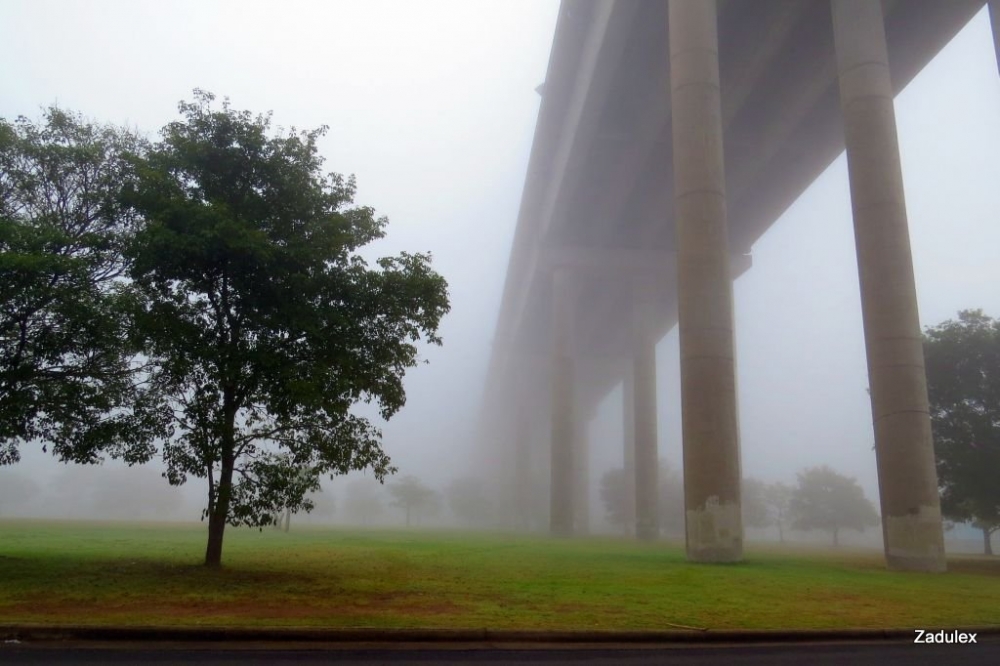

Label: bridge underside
[483,0,990,571]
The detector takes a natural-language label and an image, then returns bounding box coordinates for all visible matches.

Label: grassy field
[1,519,998,631]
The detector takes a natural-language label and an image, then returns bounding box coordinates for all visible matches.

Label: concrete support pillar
[989,1,1000,78]
[550,270,575,536]
[574,414,590,535]
[668,0,743,563]
[514,408,531,531]
[631,280,660,541]
[831,0,946,572]
[622,369,637,536]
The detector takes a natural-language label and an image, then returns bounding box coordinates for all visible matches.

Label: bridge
[480,0,997,572]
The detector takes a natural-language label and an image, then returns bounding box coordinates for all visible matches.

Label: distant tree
[0,470,40,516]
[388,475,439,527]
[87,466,184,521]
[446,476,494,528]
[924,309,1000,555]
[658,460,685,537]
[0,107,167,467]
[304,485,336,525]
[764,481,793,543]
[123,91,449,566]
[741,478,770,531]
[598,467,628,533]
[600,460,685,537]
[790,466,879,546]
[343,477,384,526]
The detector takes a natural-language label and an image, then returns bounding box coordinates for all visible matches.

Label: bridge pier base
[832,0,946,572]
[668,0,743,563]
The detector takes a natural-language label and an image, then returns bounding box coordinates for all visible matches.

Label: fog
[1,1,998,552]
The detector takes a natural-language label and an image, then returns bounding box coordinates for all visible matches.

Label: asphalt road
[3,640,999,665]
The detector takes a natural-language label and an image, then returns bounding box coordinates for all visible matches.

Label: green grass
[1,519,999,630]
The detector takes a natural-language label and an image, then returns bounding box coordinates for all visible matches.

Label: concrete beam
[504,1,642,356]
[832,0,946,573]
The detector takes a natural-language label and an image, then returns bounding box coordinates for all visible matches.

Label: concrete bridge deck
[486,0,984,412]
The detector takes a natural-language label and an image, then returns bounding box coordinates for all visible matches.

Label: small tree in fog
[764,481,793,542]
[599,460,685,536]
[790,466,878,546]
[446,476,494,528]
[658,460,685,537]
[124,91,449,566]
[388,475,438,527]
[344,477,384,526]
[0,471,39,516]
[599,467,628,532]
[741,478,770,531]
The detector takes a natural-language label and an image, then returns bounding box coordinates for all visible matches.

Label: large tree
[924,309,1000,555]
[125,91,449,566]
[0,107,166,466]
[789,466,878,546]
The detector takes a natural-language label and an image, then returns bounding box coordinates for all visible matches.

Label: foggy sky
[2,1,999,525]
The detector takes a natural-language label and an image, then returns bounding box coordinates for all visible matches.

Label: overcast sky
[2,1,999,527]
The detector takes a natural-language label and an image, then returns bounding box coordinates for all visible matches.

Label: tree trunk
[205,410,237,567]
[778,522,784,543]
[832,527,839,548]
[284,507,291,533]
[405,504,411,527]
[985,528,994,556]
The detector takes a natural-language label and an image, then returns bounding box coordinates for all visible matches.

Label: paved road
[3,640,999,665]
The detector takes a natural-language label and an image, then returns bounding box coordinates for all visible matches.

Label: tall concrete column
[831,0,946,572]
[668,0,743,563]
[632,281,660,541]
[622,368,637,536]
[550,269,575,536]
[574,413,590,535]
[514,407,531,531]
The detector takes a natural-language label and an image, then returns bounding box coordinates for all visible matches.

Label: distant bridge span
[481,0,997,572]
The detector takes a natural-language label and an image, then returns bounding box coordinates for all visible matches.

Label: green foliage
[124,91,449,564]
[0,107,168,466]
[790,466,878,546]
[924,309,1000,552]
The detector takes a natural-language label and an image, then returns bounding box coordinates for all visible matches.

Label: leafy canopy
[0,107,166,466]
[125,90,449,564]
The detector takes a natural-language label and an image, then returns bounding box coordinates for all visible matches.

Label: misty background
[1,1,998,547]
